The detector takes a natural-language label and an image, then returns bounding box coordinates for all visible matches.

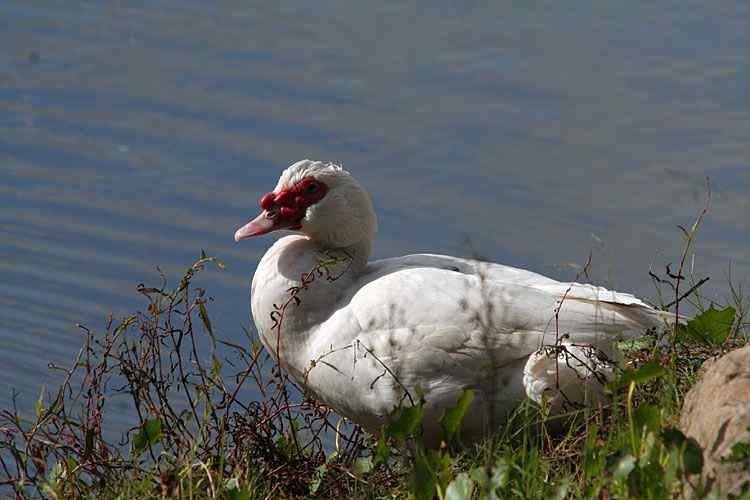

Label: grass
[2,199,749,498]
[0,253,747,499]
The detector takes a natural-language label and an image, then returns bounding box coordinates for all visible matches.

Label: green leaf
[663,443,680,489]
[724,436,750,463]
[353,456,374,476]
[439,389,475,443]
[227,486,249,500]
[384,403,423,441]
[225,476,250,499]
[373,433,390,466]
[35,384,45,419]
[495,459,510,488]
[64,457,78,475]
[211,355,222,379]
[412,449,436,500]
[198,302,215,341]
[627,361,666,384]
[637,462,669,498]
[309,463,327,496]
[445,472,475,500]
[554,479,571,500]
[470,464,508,499]
[469,459,510,494]
[132,418,162,457]
[660,427,688,448]
[428,448,454,494]
[677,305,735,346]
[45,461,64,495]
[613,454,636,481]
[583,423,602,479]
[326,450,339,463]
[633,405,661,435]
[618,337,654,354]
[661,427,704,475]
[225,476,241,490]
[683,438,704,475]
[612,361,666,391]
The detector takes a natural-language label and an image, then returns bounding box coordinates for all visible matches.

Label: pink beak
[234,211,276,241]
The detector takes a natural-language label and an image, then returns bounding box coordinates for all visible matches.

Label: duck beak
[234,211,277,241]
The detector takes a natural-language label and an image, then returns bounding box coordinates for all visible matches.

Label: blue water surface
[2,1,749,437]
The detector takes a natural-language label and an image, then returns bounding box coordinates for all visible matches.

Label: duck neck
[334,238,371,272]
[252,234,371,374]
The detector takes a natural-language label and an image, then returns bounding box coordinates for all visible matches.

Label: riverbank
[1,250,746,499]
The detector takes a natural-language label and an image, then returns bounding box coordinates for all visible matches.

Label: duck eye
[306,183,319,194]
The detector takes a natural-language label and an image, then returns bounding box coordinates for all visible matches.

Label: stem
[627,381,638,457]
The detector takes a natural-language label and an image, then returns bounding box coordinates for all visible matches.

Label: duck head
[234,160,377,250]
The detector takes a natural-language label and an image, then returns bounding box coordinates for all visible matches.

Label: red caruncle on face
[259,176,328,227]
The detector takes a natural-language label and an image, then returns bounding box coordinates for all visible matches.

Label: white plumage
[235,160,672,444]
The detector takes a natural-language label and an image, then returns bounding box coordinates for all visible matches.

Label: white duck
[235,160,673,444]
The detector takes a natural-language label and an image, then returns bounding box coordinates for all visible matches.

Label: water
[2,1,750,434]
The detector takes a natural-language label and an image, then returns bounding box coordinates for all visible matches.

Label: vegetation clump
[1,197,749,498]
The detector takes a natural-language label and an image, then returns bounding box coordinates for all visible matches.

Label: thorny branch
[0,253,366,498]
[267,249,354,455]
